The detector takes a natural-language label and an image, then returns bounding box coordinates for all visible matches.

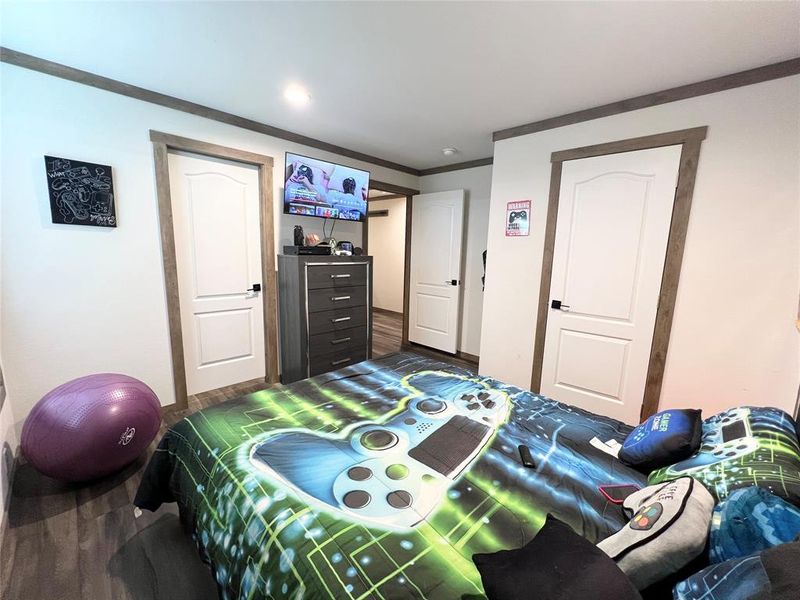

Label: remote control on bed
[518,444,536,468]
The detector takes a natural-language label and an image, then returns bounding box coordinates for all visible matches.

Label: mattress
[135,352,647,599]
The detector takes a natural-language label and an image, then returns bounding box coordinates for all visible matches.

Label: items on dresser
[335,241,353,256]
[293,225,305,246]
[278,254,372,383]
[283,245,332,255]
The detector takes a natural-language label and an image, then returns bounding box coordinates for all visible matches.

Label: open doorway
[366,189,407,356]
[365,183,479,370]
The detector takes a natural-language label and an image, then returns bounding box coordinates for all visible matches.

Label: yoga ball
[21,374,162,481]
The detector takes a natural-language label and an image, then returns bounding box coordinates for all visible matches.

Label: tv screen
[283,153,370,222]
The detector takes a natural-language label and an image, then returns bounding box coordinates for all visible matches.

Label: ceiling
[1,1,798,171]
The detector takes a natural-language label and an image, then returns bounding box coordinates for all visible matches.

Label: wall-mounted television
[283,152,370,222]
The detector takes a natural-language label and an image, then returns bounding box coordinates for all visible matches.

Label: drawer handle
[331,273,351,279]
[331,357,352,366]
[331,316,351,323]
[331,295,351,301]
[330,337,351,345]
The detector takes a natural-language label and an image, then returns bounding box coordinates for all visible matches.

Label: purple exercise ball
[21,373,162,482]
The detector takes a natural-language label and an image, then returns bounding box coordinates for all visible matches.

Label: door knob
[247,283,262,292]
[444,280,459,286]
[551,299,570,311]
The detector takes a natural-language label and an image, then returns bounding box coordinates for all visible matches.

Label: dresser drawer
[308,286,367,313]
[308,306,368,334]
[309,327,367,358]
[306,263,368,290]
[310,348,368,376]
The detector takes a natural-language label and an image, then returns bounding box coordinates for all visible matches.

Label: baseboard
[402,342,480,366]
[456,350,480,364]
[160,403,184,417]
[373,307,404,318]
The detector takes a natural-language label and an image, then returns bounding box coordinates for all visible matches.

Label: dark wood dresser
[278,254,373,383]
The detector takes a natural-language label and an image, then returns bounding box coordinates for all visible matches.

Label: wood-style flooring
[1,312,474,599]
[0,380,270,600]
[372,308,479,371]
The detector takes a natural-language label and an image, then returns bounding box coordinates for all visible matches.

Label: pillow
[597,477,714,590]
[709,486,800,563]
[618,409,702,472]
[649,407,800,505]
[472,514,641,600]
[673,540,800,600]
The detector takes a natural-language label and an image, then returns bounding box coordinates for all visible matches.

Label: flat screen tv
[283,152,370,222]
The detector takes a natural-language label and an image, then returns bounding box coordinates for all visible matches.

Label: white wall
[368,196,406,313]
[0,64,419,431]
[420,165,492,357]
[480,76,800,416]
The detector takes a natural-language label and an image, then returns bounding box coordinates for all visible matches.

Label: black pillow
[472,515,641,600]
[761,539,800,600]
[618,409,702,472]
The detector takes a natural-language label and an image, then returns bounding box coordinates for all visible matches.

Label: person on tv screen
[327,176,367,219]
[285,162,330,205]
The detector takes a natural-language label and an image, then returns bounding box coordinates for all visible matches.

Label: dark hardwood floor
[1,313,475,600]
[0,379,270,600]
[372,307,405,356]
[372,307,479,371]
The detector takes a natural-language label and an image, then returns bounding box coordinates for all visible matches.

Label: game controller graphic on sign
[249,374,510,529]
[44,156,117,227]
[505,200,530,236]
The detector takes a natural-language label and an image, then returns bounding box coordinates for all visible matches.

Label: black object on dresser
[278,254,373,383]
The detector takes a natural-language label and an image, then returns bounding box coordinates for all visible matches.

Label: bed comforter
[135,352,646,599]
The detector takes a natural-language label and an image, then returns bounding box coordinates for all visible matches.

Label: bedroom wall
[367,196,407,313]
[0,63,419,431]
[420,165,492,358]
[480,75,800,416]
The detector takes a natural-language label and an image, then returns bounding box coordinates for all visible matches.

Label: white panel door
[540,146,682,424]
[408,190,465,353]
[169,152,265,395]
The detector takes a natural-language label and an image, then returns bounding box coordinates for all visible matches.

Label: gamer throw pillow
[649,407,800,506]
[618,409,702,472]
[597,477,715,590]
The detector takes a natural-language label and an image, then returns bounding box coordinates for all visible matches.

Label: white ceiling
[2,1,798,171]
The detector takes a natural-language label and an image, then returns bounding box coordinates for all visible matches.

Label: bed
[135,352,648,599]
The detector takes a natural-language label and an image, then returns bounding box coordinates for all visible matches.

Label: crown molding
[419,156,493,176]
[0,46,422,176]
[494,57,800,141]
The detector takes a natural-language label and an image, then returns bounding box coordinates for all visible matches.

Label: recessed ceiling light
[442,147,459,156]
[284,85,311,107]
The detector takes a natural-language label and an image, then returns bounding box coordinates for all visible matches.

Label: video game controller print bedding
[250,386,510,529]
[648,407,800,505]
[135,352,647,599]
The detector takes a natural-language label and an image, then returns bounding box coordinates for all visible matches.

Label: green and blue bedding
[135,352,647,599]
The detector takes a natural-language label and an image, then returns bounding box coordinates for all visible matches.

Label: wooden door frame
[530,126,707,421]
[150,130,279,412]
[364,180,420,351]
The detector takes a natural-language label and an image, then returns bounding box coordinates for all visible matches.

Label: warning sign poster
[505,200,530,237]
